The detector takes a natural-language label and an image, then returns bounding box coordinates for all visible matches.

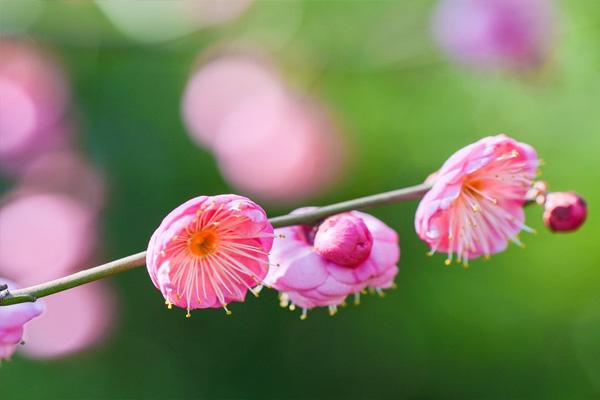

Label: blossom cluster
[142,134,586,320]
[1,134,587,363]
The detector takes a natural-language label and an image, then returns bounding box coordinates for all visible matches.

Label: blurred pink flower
[146,195,274,316]
[214,94,344,202]
[264,209,399,319]
[543,192,587,232]
[0,193,96,285]
[182,54,285,148]
[21,282,114,360]
[0,39,70,170]
[431,0,556,71]
[20,151,107,212]
[182,51,346,203]
[0,278,44,361]
[0,78,37,156]
[415,134,539,266]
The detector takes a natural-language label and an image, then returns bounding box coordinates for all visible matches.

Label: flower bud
[314,213,373,267]
[543,192,587,232]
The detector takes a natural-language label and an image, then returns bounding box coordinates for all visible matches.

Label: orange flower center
[188,229,219,257]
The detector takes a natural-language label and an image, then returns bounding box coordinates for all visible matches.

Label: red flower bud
[314,213,373,268]
[543,192,587,232]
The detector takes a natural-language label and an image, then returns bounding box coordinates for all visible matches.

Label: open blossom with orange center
[415,134,539,266]
[146,195,273,316]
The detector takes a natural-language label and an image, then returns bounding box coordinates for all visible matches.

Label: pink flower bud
[314,213,373,268]
[543,192,587,232]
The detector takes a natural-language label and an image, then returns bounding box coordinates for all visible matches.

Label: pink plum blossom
[20,282,114,360]
[0,39,70,171]
[543,192,587,232]
[431,0,556,71]
[415,134,539,266]
[264,209,399,319]
[146,195,274,316]
[0,193,96,284]
[0,278,44,361]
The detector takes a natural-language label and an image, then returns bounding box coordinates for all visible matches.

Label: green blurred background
[1,0,599,398]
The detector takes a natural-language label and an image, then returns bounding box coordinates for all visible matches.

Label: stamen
[279,293,289,308]
[300,308,308,320]
[354,292,361,305]
[510,235,525,248]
